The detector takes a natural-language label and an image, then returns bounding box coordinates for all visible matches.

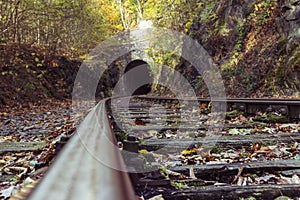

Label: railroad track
[3,96,300,200]
[109,96,300,199]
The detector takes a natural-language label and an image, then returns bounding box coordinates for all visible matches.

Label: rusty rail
[138,96,300,118]
[27,99,136,200]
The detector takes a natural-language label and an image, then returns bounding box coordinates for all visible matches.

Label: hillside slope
[0,43,81,107]
[187,0,300,97]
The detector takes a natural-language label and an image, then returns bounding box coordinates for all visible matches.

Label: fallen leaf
[189,166,197,179]
[255,174,277,183]
[200,104,207,109]
[232,166,244,184]
[181,149,199,156]
[228,128,239,135]
[237,176,244,186]
[274,196,292,200]
[139,149,148,153]
[291,142,299,152]
[0,185,17,199]
[134,118,145,126]
[292,174,300,184]
[148,194,164,200]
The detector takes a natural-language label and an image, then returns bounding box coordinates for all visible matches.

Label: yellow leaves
[139,149,148,153]
[90,0,122,32]
[200,103,207,109]
[180,148,202,156]
[143,0,158,20]
[181,147,214,163]
[254,2,273,11]
[181,149,201,156]
[0,136,15,143]
[114,24,124,31]
[184,21,192,33]
[0,111,8,116]
[50,60,58,67]
[253,1,275,19]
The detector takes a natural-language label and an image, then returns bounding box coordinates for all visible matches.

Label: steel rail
[25,96,300,200]
[137,96,300,105]
[138,96,300,102]
[136,96,300,118]
[27,99,136,200]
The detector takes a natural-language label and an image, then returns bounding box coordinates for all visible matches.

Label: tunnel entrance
[124,60,152,95]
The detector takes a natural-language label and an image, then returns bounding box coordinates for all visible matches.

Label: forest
[1,1,300,200]
[0,0,200,53]
[0,0,299,105]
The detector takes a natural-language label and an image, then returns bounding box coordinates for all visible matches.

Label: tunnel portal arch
[123,60,153,95]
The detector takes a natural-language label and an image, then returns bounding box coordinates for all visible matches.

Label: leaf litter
[0,100,86,199]
[111,98,300,199]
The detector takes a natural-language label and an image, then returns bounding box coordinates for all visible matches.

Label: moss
[276,38,288,53]
[239,197,256,200]
[173,180,206,187]
[289,45,300,69]
[226,109,245,119]
[258,140,278,146]
[211,145,228,154]
[226,109,239,115]
[253,113,289,123]
[0,175,18,182]
[142,152,156,163]
[114,131,128,142]
[247,121,267,128]
[24,82,36,90]
[160,165,169,179]
[170,181,189,189]
[265,64,286,94]
[188,132,196,138]
[274,196,292,200]
[274,65,286,81]
[240,148,250,158]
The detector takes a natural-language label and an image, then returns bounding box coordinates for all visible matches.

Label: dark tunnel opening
[124,60,153,95]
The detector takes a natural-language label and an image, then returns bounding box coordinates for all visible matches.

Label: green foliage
[226,109,240,116]
[171,181,188,189]
[248,0,276,30]
[0,0,121,53]
[0,0,211,52]
[253,113,289,123]
[145,47,182,91]
[198,1,218,24]
[114,0,203,32]
[274,196,292,200]
[235,23,246,53]
[154,0,200,31]
[211,145,227,154]
[160,165,169,178]
[221,18,246,70]
[239,197,256,200]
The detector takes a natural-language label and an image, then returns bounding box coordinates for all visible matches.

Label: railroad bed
[109,96,300,200]
[1,96,300,200]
